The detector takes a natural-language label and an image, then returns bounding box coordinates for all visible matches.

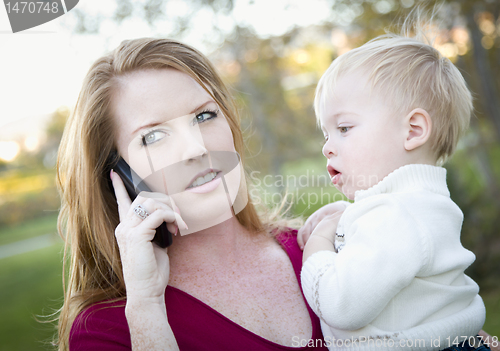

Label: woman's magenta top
[69,229,328,350]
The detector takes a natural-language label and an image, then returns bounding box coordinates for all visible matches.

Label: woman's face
[111,68,244,234]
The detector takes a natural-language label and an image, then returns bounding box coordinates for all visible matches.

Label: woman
[56,37,336,350]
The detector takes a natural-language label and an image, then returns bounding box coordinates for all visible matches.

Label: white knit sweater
[301,164,485,351]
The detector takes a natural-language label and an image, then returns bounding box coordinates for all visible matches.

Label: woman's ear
[404,108,432,151]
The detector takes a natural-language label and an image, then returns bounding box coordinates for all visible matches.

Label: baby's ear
[404,108,432,151]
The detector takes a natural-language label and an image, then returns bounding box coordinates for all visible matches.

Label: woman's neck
[167,216,270,271]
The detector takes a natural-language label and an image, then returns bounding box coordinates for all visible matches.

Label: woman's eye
[194,110,218,124]
[142,130,166,146]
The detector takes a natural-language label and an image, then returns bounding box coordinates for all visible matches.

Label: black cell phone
[107,153,173,248]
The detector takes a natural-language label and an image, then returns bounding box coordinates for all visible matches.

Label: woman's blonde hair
[55,38,269,350]
[315,12,473,165]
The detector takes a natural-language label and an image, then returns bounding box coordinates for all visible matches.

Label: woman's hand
[111,170,183,350]
[111,170,186,303]
[298,201,350,250]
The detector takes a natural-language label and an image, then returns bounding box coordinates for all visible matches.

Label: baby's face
[318,70,410,200]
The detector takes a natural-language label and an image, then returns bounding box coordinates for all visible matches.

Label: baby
[299,28,487,350]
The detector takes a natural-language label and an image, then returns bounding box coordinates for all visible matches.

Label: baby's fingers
[318,212,343,227]
[310,212,344,240]
[297,228,309,250]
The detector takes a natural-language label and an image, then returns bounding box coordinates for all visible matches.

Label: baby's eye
[194,110,218,124]
[323,135,329,144]
[338,126,351,133]
[141,130,167,146]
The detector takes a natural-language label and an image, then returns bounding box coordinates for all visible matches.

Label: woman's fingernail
[174,226,178,236]
[179,220,188,230]
[174,213,189,231]
[174,205,181,215]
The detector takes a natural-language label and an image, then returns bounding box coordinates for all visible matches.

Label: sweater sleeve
[69,303,131,351]
[301,200,429,331]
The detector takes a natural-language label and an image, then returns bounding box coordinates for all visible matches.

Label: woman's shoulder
[69,299,130,351]
[272,227,303,275]
[272,226,298,241]
[273,227,300,253]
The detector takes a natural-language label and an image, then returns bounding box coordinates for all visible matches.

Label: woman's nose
[179,127,208,161]
[322,139,337,158]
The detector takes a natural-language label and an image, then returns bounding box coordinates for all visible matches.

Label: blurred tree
[216,26,330,177]
[45,106,69,142]
[0,107,69,226]
[71,0,235,36]
[40,106,70,169]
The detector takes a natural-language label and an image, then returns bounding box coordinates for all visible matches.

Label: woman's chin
[172,188,235,235]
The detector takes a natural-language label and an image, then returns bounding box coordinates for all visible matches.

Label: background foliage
[1,0,499,349]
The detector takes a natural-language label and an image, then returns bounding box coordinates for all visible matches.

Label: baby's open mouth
[327,165,341,185]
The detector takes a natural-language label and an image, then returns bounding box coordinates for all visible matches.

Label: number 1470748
[5,2,60,14]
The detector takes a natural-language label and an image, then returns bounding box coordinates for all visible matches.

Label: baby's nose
[322,140,337,158]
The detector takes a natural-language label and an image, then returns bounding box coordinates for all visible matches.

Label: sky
[0,0,332,147]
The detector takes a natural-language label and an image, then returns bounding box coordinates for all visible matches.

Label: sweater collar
[354,164,449,202]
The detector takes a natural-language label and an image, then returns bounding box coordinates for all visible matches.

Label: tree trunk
[465,7,500,141]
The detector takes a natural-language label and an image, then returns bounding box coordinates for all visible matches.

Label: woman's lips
[187,168,217,188]
[185,171,222,194]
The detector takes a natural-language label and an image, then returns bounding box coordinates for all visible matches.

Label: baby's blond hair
[315,15,473,164]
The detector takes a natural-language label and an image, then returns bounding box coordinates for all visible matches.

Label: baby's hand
[311,211,343,242]
[298,201,350,250]
[302,211,344,263]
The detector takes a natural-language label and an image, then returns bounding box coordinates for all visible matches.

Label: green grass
[0,243,64,351]
[0,214,59,246]
[292,186,349,218]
